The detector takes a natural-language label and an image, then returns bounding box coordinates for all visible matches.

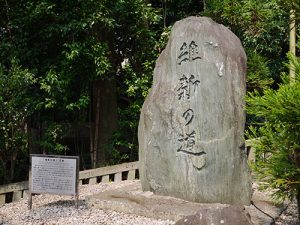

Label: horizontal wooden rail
[0,181,29,195]
[79,161,139,180]
[0,161,139,206]
[0,141,256,207]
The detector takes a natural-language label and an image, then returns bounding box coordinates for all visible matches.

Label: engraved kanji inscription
[177,130,196,151]
[177,74,200,100]
[178,41,201,65]
[175,41,205,170]
[183,109,194,126]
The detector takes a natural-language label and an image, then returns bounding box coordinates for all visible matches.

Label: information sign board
[28,154,79,209]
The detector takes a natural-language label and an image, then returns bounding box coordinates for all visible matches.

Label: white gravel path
[0,180,298,225]
[0,180,175,225]
[275,200,298,225]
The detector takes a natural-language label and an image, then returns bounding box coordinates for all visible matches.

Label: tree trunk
[9,152,17,182]
[90,88,100,168]
[297,187,300,225]
[90,79,117,168]
[163,0,167,28]
[289,9,296,82]
[295,147,300,225]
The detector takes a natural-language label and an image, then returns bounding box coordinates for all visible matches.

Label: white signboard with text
[30,155,79,195]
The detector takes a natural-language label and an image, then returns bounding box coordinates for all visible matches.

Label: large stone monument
[138,17,252,205]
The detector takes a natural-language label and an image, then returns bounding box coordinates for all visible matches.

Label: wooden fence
[0,161,139,206]
[0,141,256,207]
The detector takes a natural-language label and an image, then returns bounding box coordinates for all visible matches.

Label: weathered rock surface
[175,205,254,225]
[138,16,251,205]
[86,182,227,222]
[86,181,290,225]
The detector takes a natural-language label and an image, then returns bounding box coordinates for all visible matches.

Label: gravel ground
[0,180,174,225]
[275,200,298,225]
[0,180,298,225]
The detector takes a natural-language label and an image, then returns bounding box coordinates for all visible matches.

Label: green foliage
[1,0,162,168]
[246,51,273,92]
[205,0,289,85]
[0,59,36,183]
[110,25,170,163]
[161,0,204,26]
[1,0,117,130]
[36,123,69,155]
[206,0,288,54]
[246,56,300,202]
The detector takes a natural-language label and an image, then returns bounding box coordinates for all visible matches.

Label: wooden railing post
[0,194,5,206]
[128,170,136,180]
[114,173,122,182]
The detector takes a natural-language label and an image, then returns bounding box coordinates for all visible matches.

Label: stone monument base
[85,181,287,225]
